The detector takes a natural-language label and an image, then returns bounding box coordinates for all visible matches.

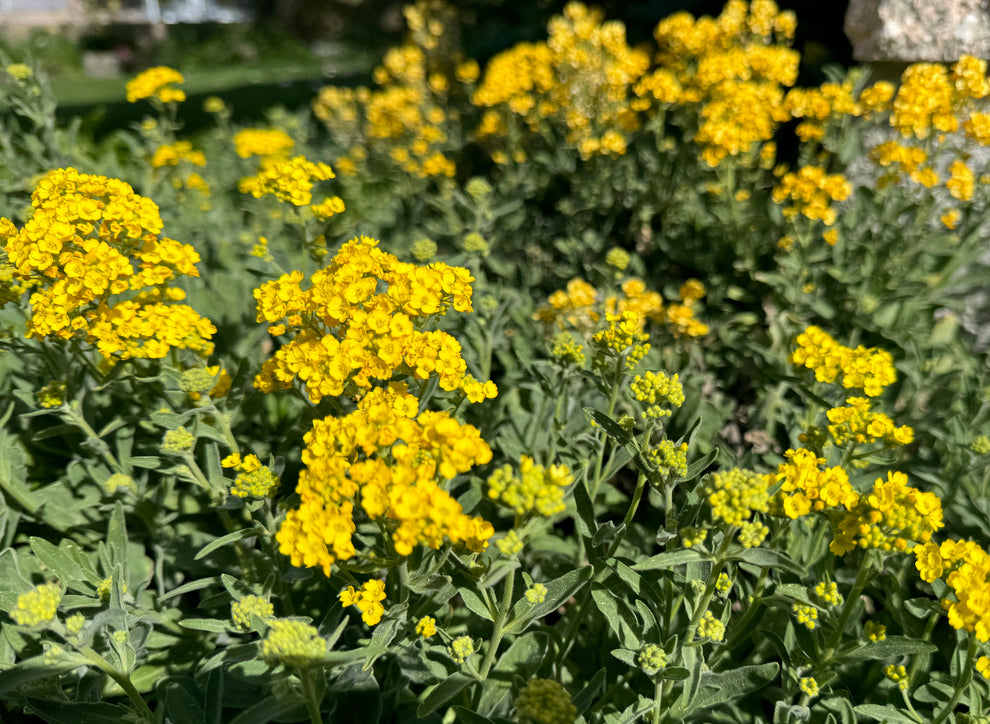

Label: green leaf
[572,667,607,715]
[682,446,718,483]
[0,653,91,695]
[28,537,92,587]
[418,672,474,717]
[584,408,640,457]
[603,697,655,724]
[459,587,494,621]
[24,699,136,724]
[228,695,306,724]
[853,704,922,723]
[107,500,127,571]
[163,681,206,724]
[572,477,597,539]
[592,587,640,649]
[453,706,495,724]
[632,549,706,571]
[179,618,230,633]
[611,649,638,667]
[195,528,258,561]
[732,547,805,576]
[843,636,937,661]
[128,456,161,470]
[504,566,592,634]
[688,662,779,713]
[478,631,547,714]
[157,577,220,603]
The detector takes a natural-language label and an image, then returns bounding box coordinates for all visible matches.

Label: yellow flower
[126,66,185,104]
[11,583,61,626]
[415,616,437,638]
[260,619,326,667]
[339,579,387,626]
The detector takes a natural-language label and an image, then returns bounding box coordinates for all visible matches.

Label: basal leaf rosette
[276,384,494,576]
[253,235,497,404]
[0,167,215,360]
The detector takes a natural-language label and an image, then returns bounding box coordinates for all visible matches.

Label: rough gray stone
[845,0,990,62]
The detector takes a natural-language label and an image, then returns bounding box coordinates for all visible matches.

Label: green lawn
[51,54,374,107]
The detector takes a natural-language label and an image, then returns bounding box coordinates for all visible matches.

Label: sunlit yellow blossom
[790,326,896,396]
[233,128,295,158]
[339,579,387,626]
[126,66,185,104]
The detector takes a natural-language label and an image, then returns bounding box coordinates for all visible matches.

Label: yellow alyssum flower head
[790,326,896,397]
[233,128,295,158]
[126,66,186,104]
[231,595,274,631]
[715,573,733,595]
[525,583,548,604]
[977,656,990,680]
[448,635,475,664]
[814,581,843,607]
[792,603,818,630]
[260,619,326,667]
[680,526,707,548]
[883,664,909,690]
[487,456,573,517]
[630,370,684,420]
[704,468,770,527]
[1,168,215,360]
[415,616,437,638]
[972,435,990,455]
[830,471,943,556]
[799,677,819,697]
[697,610,725,641]
[515,678,577,724]
[637,643,668,674]
[864,620,886,642]
[5,63,33,81]
[239,155,334,206]
[11,583,61,626]
[35,380,66,409]
[65,612,86,635]
[162,426,195,454]
[339,579,387,626]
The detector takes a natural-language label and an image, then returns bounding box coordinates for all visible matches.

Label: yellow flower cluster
[869,140,937,188]
[826,398,914,448]
[475,2,649,161]
[230,595,274,631]
[253,236,496,404]
[222,453,280,499]
[789,326,897,397]
[592,311,651,372]
[649,0,798,165]
[646,439,689,482]
[151,141,206,169]
[233,128,295,159]
[514,678,578,724]
[276,385,494,576]
[792,603,818,630]
[915,538,990,639]
[126,66,185,104]
[313,2,462,179]
[0,168,215,360]
[784,80,857,142]
[10,583,61,626]
[260,619,326,667]
[830,471,943,555]
[238,155,335,206]
[536,277,706,339]
[704,467,770,527]
[814,581,843,607]
[339,579,387,626]
[416,615,437,637]
[946,159,975,201]
[772,165,852,226]
[697,610,726,641]
[487,455,574,517]
[629,370,685,420]
[768,448,858,519]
